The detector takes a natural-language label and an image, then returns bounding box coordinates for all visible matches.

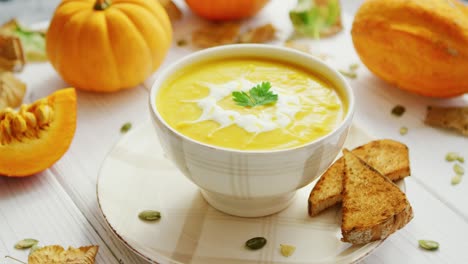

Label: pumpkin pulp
[0,88,77,177]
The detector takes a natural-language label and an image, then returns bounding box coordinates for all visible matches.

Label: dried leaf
[0,34,25,72]
[425,106,468,136]
[240,23,277,43]
[28,245,99,264]
[0,19,47,62]
[0,71,26,110]
[157,0,182,21]
[192,23,241,48]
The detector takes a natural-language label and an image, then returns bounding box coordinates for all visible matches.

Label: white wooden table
[1,1,467,263]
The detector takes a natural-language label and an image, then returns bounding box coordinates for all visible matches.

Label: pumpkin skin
[185,0,269,21]
[0,88,77,177]
[46,0,172,92]
[352,0,468,98]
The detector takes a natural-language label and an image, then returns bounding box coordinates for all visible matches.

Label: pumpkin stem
[94,0,112,10]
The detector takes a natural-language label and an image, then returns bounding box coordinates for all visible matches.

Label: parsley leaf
[232,82,278,107]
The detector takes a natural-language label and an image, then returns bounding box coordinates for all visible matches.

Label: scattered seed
[14,238,38,249]
[280,244,296,257]
[138,210,161,221]
[245,237,267,250]
[338,70,357,79]
[418,240,439,251]
[453,163,464,175]
[399,126,408,135]
[451,174,462,185]
[120,122,132,133]
[177,39,188,46]
[349,63,359,71]
[391,105,406,117]
[446,152,459,162]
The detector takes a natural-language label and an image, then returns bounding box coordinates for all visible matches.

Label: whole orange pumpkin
[46,0,172,92]
[185,0,269,21]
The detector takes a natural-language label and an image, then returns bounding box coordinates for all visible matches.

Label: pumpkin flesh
[0,88,77,177]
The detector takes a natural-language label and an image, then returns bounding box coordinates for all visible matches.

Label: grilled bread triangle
[341,150,413,244]
[308,139,410,216]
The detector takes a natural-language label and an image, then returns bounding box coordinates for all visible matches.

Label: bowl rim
[149,44,355,154]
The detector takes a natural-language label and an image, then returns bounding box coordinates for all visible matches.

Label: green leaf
[232,82,278,108]
[289,0,341,39]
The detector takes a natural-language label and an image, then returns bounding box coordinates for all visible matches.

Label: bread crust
[341,150,413,244]
[309,139,410,216]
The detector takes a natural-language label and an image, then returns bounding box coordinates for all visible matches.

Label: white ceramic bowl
[149,44,355,217]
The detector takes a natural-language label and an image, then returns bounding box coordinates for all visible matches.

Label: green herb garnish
[289,0,342,39]
[418,240,439,251]
[120,122,132,133]
[232,82,278,107]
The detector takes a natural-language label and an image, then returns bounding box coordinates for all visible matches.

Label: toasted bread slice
[308,139,410,216]
[341,150,413,244]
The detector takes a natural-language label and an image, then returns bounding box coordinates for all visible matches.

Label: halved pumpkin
[0,88,77,177]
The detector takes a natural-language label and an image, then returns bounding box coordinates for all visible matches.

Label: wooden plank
[363,177,468,263]
[0,171,116,263]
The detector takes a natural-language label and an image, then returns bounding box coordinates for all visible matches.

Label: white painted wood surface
[1,0,467,263]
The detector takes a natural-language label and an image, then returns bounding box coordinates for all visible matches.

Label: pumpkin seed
[451,174,462,185]
[23,112,37,128]
[338,70,357,79]
[399,126,408,135]
[454,163,464,175]
[12,115,27,134]
[245,237,267,250]
[177,39,188,46]
[138,210,161,221]
[457,156,465,163]
[280,244,296,257]
[391,105,405,117]
[120,122,132,133]
[446,152,459,162]
[418,240,439,250]
[36,104,53,127]
[349,63,359,71]
[14,238,38,249]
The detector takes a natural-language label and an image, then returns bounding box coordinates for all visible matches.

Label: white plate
[97,121,405,264]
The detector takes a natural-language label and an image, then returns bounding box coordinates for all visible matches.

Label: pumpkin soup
[156,58,346,150]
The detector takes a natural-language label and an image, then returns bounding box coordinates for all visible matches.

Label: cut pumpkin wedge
[0,88,77,177]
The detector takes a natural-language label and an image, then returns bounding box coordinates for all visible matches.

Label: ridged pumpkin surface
[46,0,172,92]
[352,0,468,98]
[0,88,77,177]
[185,0,269,21]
